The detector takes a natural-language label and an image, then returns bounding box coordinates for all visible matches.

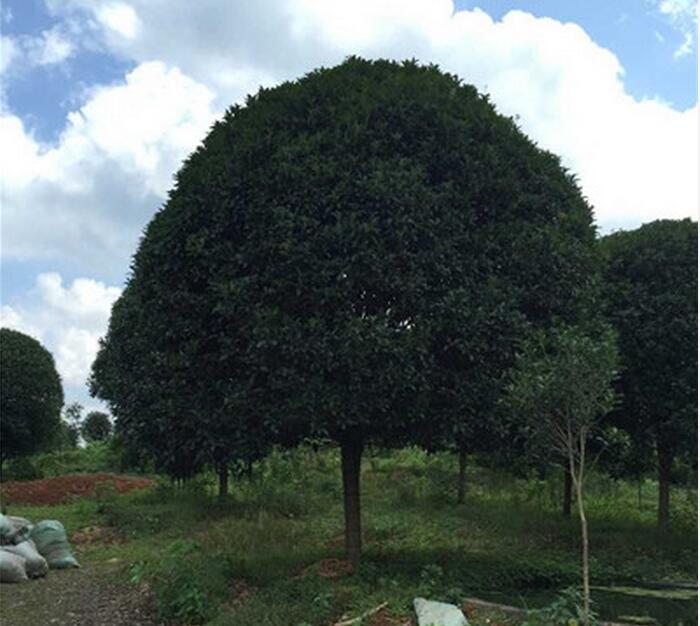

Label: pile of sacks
[0,513,80,583]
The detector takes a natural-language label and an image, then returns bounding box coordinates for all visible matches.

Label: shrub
[2,457,44,481]
[522,587,599,626]
[151,540,229,624]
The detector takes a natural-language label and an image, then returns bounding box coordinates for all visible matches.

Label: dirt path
[0,562,157,626]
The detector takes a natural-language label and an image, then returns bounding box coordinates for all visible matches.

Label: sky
[0,0,698,414]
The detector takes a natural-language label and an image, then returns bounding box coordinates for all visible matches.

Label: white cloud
[673,31,693,58]
[0,273,121,387]
[26,27,75,65]
[1,35,19,74]
[1,61,216,278]
[3,0,697,282]
[37,272,121,320]
[0,305,40,338]
[96,2,141,39]
[653,0,697,59]
[1,26,77,74]
[658,0,697,25]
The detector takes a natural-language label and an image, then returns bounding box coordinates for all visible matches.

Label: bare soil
[1,474,153,506]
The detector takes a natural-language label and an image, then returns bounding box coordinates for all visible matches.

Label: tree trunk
[569,428,591,626]
[638,479,643,510]
[563,465,572,517]
[218,464,229,500]
[574,474,590,626]
[457,449,467,504]
[657,445,672,530]
[341,437,364,568]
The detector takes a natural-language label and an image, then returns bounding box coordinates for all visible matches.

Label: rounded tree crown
[95,57,597,448]
[1,328,64,460]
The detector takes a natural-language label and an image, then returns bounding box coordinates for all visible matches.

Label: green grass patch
[5,447,696,625]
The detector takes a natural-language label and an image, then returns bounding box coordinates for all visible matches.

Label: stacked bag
[0,514,79,583]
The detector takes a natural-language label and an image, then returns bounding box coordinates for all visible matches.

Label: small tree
[0,328,64,468]
[82,411,113,443]
[505,326,618,625]
[63,402,84,447]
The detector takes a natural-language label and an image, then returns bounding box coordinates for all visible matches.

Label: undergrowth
[4,446,696,625]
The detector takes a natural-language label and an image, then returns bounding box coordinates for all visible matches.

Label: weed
[150,540,228,624]
[5,446,696,626]
[522,587,598,626]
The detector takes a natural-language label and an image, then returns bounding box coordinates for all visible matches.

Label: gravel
[0,562,158,626]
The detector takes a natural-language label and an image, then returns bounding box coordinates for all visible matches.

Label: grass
[3,446,697,625]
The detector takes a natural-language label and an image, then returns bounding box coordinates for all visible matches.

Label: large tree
[91,57,597,566]
[600,219,697,528]
[0,328,64,466]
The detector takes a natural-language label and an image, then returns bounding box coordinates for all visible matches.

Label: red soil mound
[0,473,153,506]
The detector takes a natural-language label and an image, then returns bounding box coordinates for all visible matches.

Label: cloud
[658,0,697,26]
[673,32,693,58]
[1,26,77,76]
[0,272,121,387]
[1,61,217,278]
[96,2,141,40]
[25,26,76,65]
[653,0,697,58]
[3,0,697,282]
[1,35,19,74]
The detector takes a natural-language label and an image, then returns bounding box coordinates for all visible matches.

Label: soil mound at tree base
[0,473,153,506]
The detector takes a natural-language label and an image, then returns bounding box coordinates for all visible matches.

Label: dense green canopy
[91,57,598,563]
[81,411,113,443]
[0,328,64,464]
[600,218,697,527]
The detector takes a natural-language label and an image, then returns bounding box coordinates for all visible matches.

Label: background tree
[91,276,265,496]
[91,57,598,566]
[63,402,83,448]
[505,325,618,625]
[0,328,64,468]
[81,411,113,443]
[600,219,698,529]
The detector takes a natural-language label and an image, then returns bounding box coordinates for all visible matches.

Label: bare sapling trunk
[563,465,572,517]
[218,464,229,499]
[457,448,467,504]
[569,428,591,626]
[341,437,364,568]
[657,444,672,530]
[638,479,643,510]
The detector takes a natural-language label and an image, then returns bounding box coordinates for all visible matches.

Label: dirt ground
[1,474,153,506]
[0,562,157,626]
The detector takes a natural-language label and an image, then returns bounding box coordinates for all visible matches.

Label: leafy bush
[2,457,44,481]
[150,540,229,624]
[32,442,122,476]
[237,447,337,518]
[522,587,598,626]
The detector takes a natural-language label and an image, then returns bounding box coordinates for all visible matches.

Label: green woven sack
[30,520,80,569]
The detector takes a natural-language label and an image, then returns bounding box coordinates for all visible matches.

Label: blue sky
[1,0,697,413]
[454,0,697,108]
